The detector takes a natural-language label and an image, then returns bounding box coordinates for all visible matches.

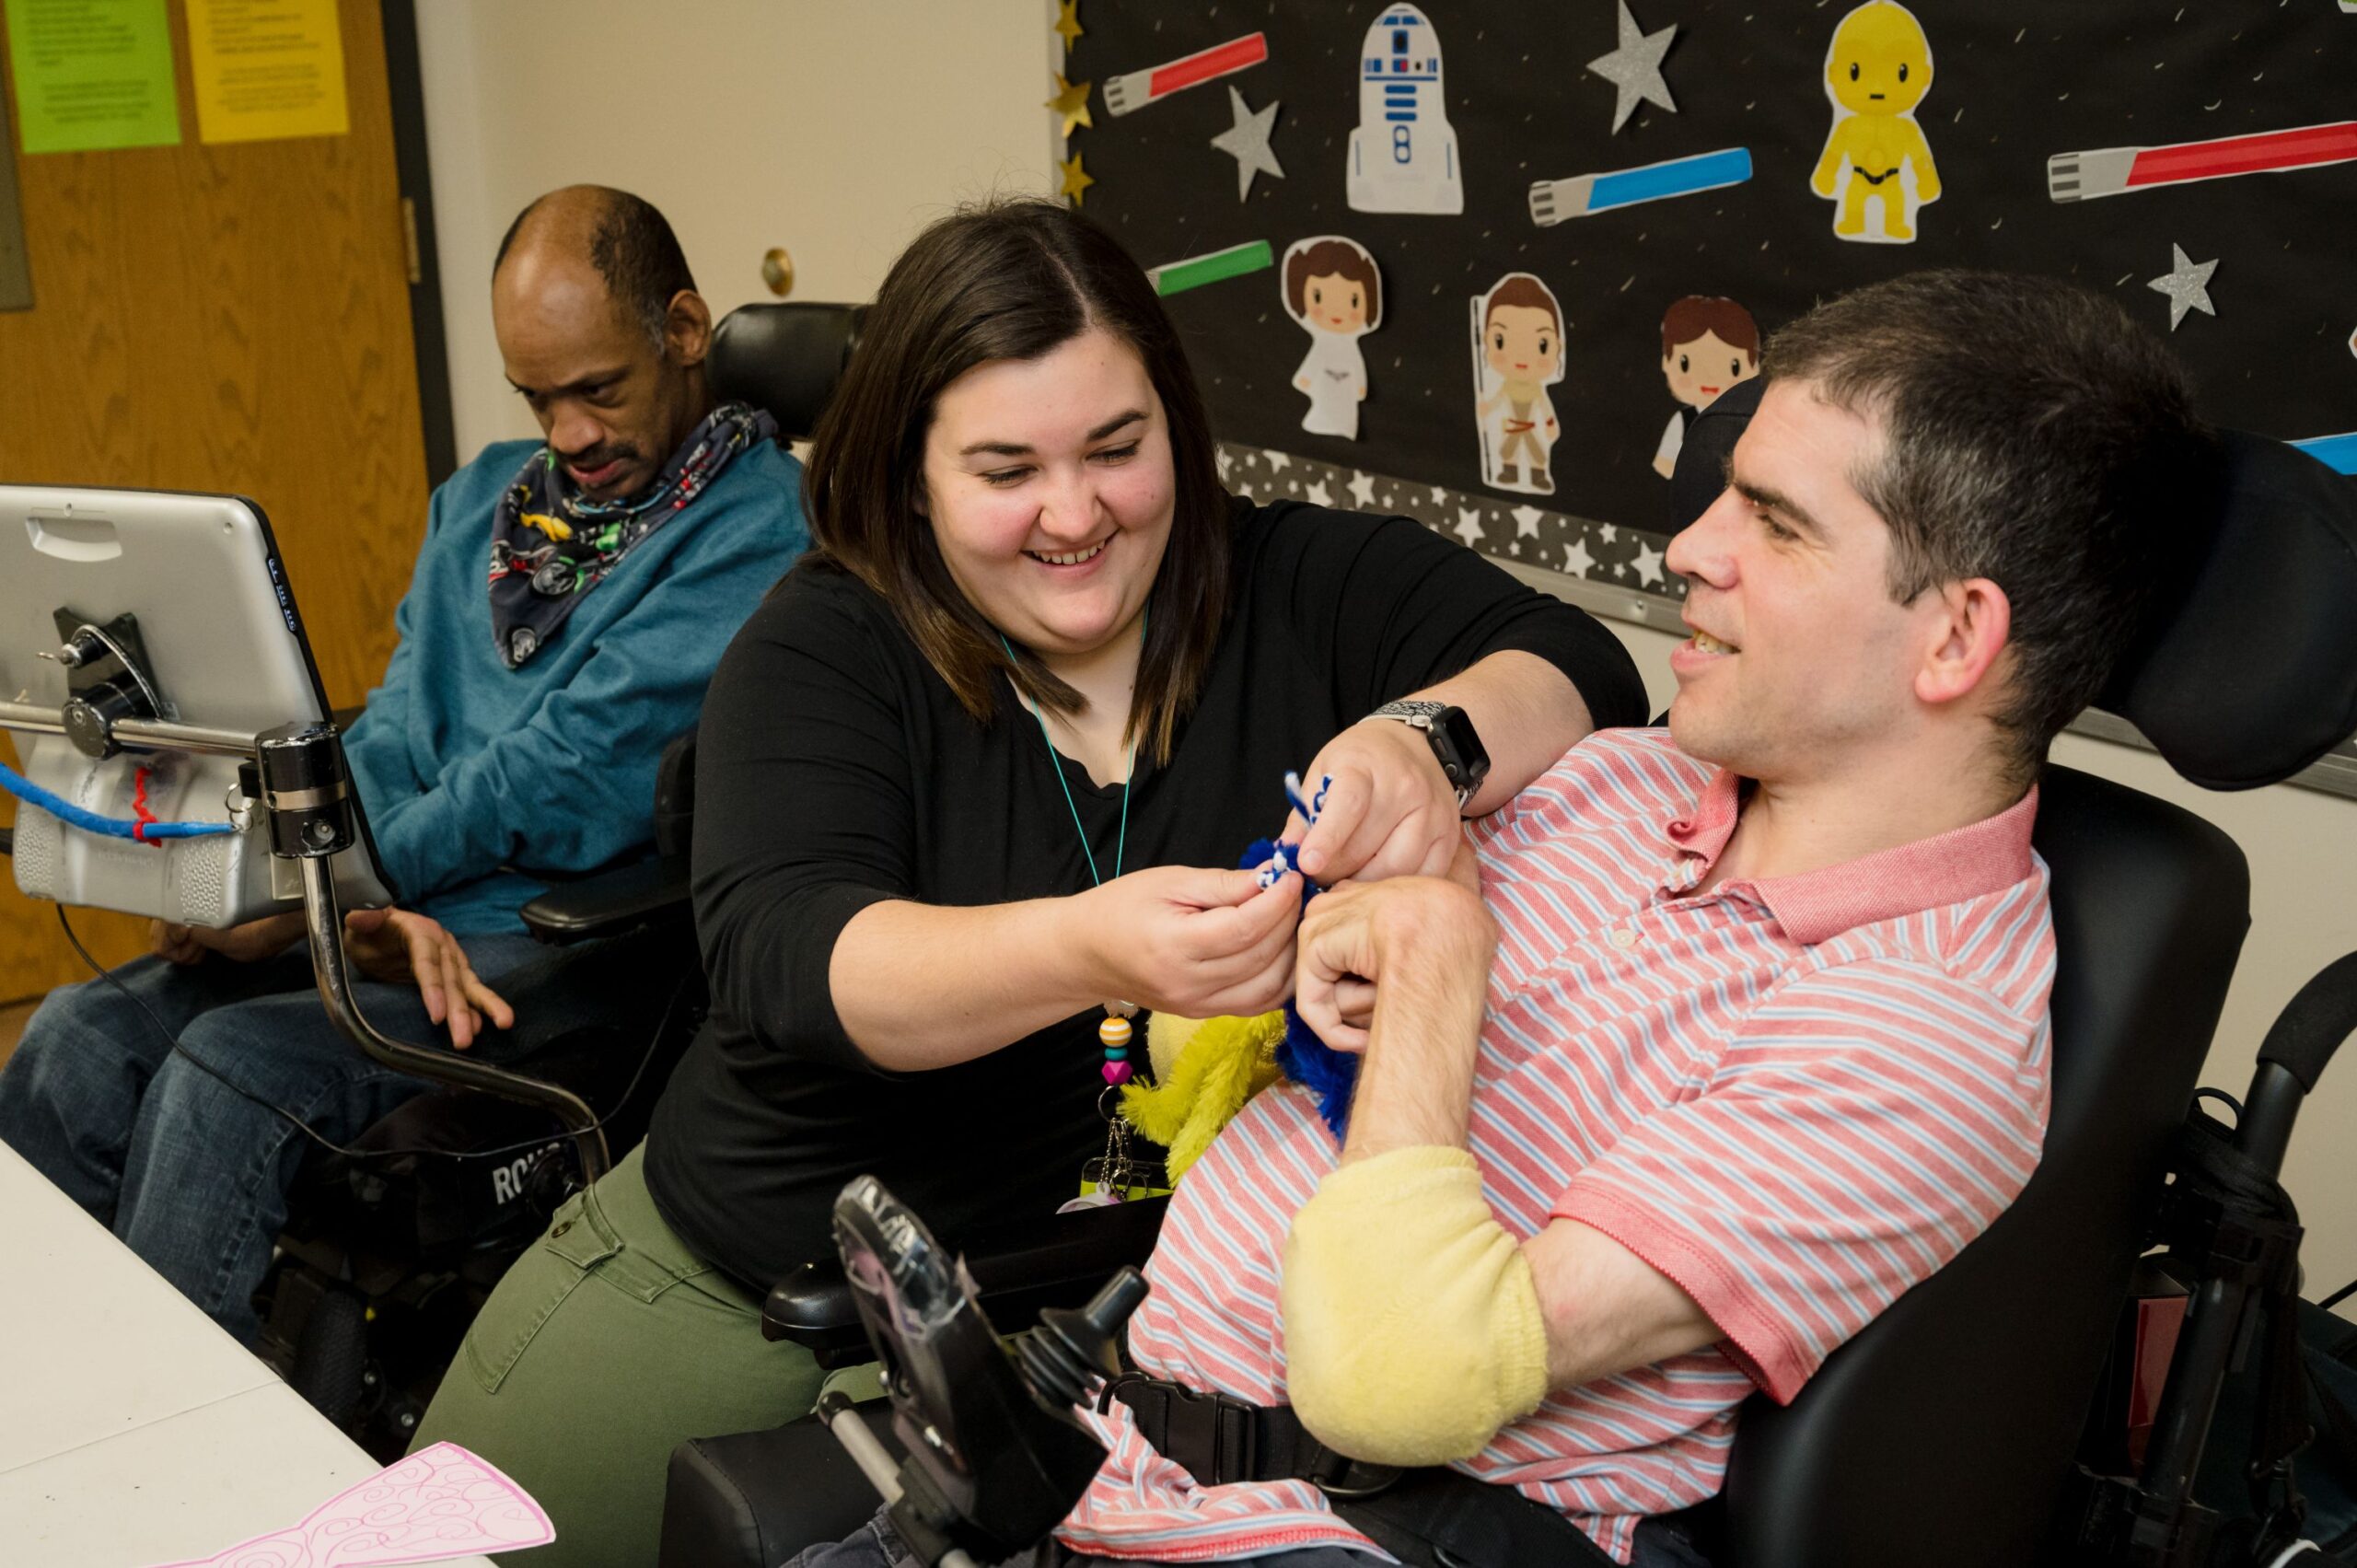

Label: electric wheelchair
[244,301,869,1456]
[652,378,2357,1568]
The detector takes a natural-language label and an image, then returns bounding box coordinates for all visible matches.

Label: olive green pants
[412,1143,828,1568]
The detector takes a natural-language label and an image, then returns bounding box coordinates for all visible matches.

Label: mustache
[560,443,642,477]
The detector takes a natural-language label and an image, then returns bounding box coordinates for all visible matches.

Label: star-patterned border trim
[1215,440,1683,610]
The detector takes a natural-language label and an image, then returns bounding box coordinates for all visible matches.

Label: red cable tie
[133,765,158,844]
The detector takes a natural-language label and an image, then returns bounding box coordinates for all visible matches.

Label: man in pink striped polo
[795,274,2209,1568]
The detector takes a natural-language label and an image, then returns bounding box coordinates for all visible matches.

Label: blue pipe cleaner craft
[1245,771,1360,1142]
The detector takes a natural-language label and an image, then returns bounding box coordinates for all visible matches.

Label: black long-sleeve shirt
[643,499,1647,1288]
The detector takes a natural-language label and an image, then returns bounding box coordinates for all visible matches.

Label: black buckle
[1311,1453,1405,1500]
[1109,1377,1261,1487]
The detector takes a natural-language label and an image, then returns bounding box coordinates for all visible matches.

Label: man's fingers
[406,922,447,1024]
[1293,970,1370,1054]
[453,950,515,1033]
[441,943,480,1048]
[470,975,517,1032]
[1334,977,1378,1029]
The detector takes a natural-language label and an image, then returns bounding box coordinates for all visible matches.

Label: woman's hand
[341,908,515,1050]
[1281,717,1462,886]
[150,911,306,967]
[1074,865,1304,1020]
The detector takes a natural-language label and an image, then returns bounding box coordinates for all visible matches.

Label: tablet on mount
[0,484,395,927]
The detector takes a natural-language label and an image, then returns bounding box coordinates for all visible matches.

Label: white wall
[414,1,2356,1303]
[414,0,1056,461]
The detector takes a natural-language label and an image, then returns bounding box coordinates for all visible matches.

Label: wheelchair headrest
[1667,379,2357,791]
[709,302,866,442]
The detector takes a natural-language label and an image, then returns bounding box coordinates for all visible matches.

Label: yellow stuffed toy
[1120,1010,1287,1180]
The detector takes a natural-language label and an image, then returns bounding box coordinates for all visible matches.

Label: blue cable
[0,760,235,841]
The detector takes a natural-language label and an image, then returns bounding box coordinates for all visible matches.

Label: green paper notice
[6,0,181,155]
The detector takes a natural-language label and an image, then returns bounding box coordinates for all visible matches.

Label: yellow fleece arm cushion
[1279,1145,1549,1467]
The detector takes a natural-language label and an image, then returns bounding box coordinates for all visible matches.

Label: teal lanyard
[1000,632,1134,886]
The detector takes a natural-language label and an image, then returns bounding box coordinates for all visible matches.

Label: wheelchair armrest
[518,854,691,946]
[762,1194,1168,1363]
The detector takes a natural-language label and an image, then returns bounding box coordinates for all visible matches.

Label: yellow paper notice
[185,0,348,145]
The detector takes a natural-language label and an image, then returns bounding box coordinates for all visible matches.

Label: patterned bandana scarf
[487,401,777,668]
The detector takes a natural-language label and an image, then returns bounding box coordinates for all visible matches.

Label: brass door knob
[761,247,795,298]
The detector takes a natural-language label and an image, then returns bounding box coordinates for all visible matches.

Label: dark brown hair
[1764,270,2212,786]
[1661,295,1759,359]
[803,199,1230,763]
[1284,239,1381,328]
[1482,273,1560,331]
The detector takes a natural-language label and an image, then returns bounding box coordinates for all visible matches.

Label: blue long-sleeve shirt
[342,436,808,934]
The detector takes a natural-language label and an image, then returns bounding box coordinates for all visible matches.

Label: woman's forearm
[828,894,1108,1072]
[1411,649,1596,816]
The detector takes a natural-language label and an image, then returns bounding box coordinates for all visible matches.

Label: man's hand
[150,911,306,967]
[1295,860,1492,1056]
[1282,717,1463,887]
[341,908,515,1050]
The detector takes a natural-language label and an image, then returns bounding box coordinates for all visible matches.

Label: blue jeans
[0,932,541,1344]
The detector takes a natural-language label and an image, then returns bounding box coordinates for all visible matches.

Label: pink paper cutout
[148,1441,554,1568]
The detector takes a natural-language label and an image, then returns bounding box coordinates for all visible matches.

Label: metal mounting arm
[255,721,610,1183]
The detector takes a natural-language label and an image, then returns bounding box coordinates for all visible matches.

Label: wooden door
[0,0,432,1000]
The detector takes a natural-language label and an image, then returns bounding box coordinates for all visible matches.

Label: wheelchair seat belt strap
[1107,1377,1617,1568]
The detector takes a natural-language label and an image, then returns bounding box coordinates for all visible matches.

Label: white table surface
[0,1141,498,1566]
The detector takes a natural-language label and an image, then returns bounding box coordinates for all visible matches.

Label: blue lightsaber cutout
[1529,146,1753,226]
[2292,432,2357,476]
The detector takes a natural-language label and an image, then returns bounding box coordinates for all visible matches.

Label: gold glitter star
[1059,150,1096,205]
[1045,72,1093,137]
[1052,0,1084,50]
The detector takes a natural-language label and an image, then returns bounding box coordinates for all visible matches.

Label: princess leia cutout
[1282,237,1383,441]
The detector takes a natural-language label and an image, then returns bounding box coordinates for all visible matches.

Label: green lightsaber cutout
[1148,239,1273,297]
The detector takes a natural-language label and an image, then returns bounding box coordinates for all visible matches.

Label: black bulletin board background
[1068,2,2355,568]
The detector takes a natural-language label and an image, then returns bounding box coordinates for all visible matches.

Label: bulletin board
[1054,2,2357,633]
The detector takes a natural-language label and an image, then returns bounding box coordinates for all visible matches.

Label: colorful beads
[1101,1059,1135,1086]
[1099,1015,1133,1051]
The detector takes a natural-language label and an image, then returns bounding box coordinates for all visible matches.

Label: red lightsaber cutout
[2049,120,2357,203]
[1103,33,1269,117]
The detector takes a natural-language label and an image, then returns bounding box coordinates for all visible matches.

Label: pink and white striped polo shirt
[1057,727,2055,1564]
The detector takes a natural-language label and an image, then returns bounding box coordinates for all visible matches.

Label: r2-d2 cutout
[1347,5,1464,215]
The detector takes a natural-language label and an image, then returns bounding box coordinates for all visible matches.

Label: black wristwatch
[1368,700,1491,809]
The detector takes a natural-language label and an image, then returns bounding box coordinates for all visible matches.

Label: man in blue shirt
[0,185,808,1343]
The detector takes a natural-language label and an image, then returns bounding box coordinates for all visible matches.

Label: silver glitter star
[2147,244,2217,331]
[1586,0,1678,134]
[1209,86,1283,201]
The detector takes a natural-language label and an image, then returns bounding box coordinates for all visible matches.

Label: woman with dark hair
[416,198,1644,1568]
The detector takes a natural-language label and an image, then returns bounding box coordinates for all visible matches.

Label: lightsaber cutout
[2293,432,2357,477]
[1146,239,1273,298]
[2049,120,2357,203]
[1104,33,1269,116]
[1529,146,1753,226]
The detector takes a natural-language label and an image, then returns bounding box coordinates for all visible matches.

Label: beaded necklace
[998,631,1141,1087]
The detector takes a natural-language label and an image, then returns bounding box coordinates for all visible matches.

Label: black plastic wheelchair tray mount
[823,1176,1150,1568]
